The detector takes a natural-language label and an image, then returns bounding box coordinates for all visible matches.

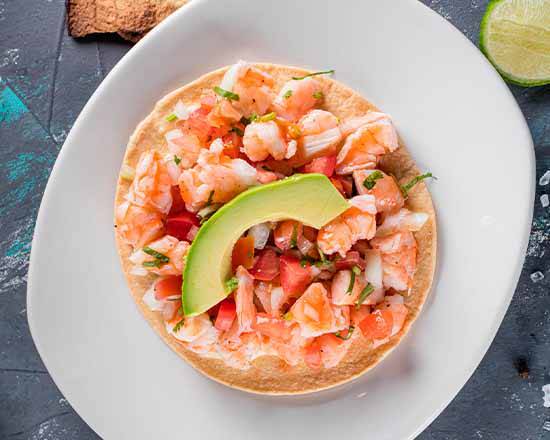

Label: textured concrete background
[1,0,549,438]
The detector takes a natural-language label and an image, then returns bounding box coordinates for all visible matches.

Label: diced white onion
[130,266,148,277]
[173,100,191,120]
[248,223,271,249]
[364,249,383,288]
[209,138,224,154]
[220,60,247,91]
[165,129,184,142]
[142,285,164,311]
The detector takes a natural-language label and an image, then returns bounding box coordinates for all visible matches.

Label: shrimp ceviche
[115,62,436,393]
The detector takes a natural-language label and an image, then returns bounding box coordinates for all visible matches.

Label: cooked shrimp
[317,195,377,257]
[220,61,275,117]
[165,129,203,169]
[371,231,417,291]
[339,112,388,137]
[242,121,291,161]
[289,282,336,337]
[375,208,429,237]
[353,169,404,213]
[273,77,323,121]
[235,266,257,333]
[178,139,258,211]
[126,150,174,214]
[129,235,190,276]
[291,110,343,165]
[207,99,243,127]
[336,114,399,174]
[167,313,217,343]
[115,201,165,249]
[377,295,408,336]
[317,333,353,368]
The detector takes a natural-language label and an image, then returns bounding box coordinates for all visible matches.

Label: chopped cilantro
[355,283,374,309]
[224,277,239,293]
[400,172,436,197]
[174,155,182,165]
[213,86,240,101]
[334,326,355,340]
[292,69,335,80]
[165,113,178,122]
[363,170,384,190]
[312,91,324,100]
[283,90,293,99]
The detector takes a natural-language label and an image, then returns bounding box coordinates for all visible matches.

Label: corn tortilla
[114,63,437,394]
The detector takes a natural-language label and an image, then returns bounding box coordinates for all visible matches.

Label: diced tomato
[258,159,294,176]
[351,305,371,326]
[304,339,322,369]
[280,255,314,296]
[331,176,353,197]
[249,249,280,281]
[154,276,183,301]
[302,226,318,242]
[214,299,236,331]
[334,251,365,271]
[301,155,336,177]
[166,210,200,241]
[339,176,354,197]
[359,309,394,340]
[252,313,293,340]
[232,236,255,271]
[274,220,302,251]
[169,186,186,215]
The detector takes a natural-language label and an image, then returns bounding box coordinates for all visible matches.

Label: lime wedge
[480,0,550,86]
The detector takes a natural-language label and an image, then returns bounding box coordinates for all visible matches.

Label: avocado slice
[182,173,349,316]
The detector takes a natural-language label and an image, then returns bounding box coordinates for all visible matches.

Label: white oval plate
[28,0,534,438]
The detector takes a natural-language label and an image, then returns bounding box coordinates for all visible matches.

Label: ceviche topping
[116,61,433,370]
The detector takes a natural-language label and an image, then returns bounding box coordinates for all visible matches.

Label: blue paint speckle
[0,86,28,123]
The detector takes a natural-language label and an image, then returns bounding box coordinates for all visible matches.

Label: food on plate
[114,62,437,394]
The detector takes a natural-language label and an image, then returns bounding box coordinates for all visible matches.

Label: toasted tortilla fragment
[67,0,187,41]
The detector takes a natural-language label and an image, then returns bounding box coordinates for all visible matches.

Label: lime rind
[479,0,550,87]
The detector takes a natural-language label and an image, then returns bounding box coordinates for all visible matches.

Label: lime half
[480,0,550,86]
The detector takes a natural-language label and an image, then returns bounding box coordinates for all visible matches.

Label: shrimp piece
[377,295,408,336]
[178,140,258,211]
[254,282,273,315]
[331,269,367,306]
[317,333,353,368]
[166,313,217,343]
[317,195,377,257]
[353,169,404,213]
[235,266,257,333]
[375,208,429,237]
[289,283,336,337]
[207,99,243,127]
[242,121,290,161]
[290,110,343,166]
[339,112,388,137]
[165,129,203,169]
[127,150,174,214]
[129,235,190,276]
[220,61,275,117]
[115,201,165,249]
[273,77,323,121]
[336,114,399,175]
[371,231,417,291]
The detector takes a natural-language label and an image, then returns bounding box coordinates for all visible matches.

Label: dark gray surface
[1,0,549,438]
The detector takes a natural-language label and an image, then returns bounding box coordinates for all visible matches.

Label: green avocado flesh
[182,173,349,316]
